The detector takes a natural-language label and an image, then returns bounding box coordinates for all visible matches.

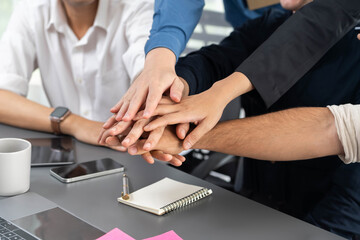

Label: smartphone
[27,136,75,166]
[50,158,124,183]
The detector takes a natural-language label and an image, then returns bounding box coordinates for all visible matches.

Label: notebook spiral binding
[161,188,212,214]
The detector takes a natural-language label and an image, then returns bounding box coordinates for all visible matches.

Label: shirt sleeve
[0,0,37,97]
[144,0,205,60]
[236,0,360,108]
[175,10,290,95]
[122,0,154,82]
[327,104,360,164]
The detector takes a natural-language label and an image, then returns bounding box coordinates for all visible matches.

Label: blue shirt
[144,0,280,59]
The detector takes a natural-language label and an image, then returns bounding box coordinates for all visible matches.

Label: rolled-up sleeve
[0,1,36,97]
[327,104,360,164]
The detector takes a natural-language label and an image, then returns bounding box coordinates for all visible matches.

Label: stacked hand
[97,48,240,166]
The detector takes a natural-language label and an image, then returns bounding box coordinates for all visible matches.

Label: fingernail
[123,113,130,119]
[144,143,151,150]
[119,146,126,151]
[143,111,150,118]
[129,146,137,154]
[122,138,130,145]
[180,129,186,138]
[184,142,191,150]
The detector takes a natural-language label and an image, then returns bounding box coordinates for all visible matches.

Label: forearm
[0,89,88,136]
[194,107,343,161]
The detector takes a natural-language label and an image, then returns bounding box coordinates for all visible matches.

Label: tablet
[11,207,104,240]
[26,137,76,167]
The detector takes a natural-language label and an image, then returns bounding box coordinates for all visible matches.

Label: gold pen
[121,173,130,200]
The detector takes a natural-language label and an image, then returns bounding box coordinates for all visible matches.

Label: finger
[151,150,173,162]
[122,90,148,121]
[110,145,127,152]
[110,100,123,113]
[169,78,184,103]
[142,86,164,119]
[99,129,114,145]
[102,115,117,129]
[109,121,133,136]
[105,136,121,146]
[121,119,150,148]
[175,154,186,162]
[141,152,155,164]
[183,120,212,150]
[176,123,190,139]
[133,103,177,120]
[144,112,197,132]
[99,121,132,144]
[127,140,147,155]
[159,96,175,105]
[143,126,165,151]
[168,158,184,167]
[115,101,130,121]
[133,110,145,121]
[98,128,107,144]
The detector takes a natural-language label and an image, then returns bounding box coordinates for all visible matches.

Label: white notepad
[117,178,213,215]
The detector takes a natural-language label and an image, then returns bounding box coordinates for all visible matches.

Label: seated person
[0,0,153,147]
[100,0,360,238]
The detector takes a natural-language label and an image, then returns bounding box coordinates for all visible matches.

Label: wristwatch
[49,107,71,135]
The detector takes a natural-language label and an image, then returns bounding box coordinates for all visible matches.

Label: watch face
[51,107,69,118]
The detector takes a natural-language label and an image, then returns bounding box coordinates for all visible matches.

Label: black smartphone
[27,136,75,167]
[50,158,124,183]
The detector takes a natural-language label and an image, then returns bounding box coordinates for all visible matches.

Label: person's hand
[100,97,190,151]
[62,114,126,152]
[125,126,186,166]
[358,33,360,41]
[110,48,185,122]
[103,128,186,166]
[134,83,230,150]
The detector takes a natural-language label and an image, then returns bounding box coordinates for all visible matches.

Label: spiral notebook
[117,178,212,215]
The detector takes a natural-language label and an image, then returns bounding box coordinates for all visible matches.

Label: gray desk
[0,124,344,240]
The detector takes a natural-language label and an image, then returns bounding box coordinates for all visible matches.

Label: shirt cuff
[145,31,184,61]
[327,104,360,164]
[0,73,28,96]
[175,65,197,95]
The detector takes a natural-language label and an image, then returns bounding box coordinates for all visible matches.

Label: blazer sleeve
[175,10,290,95]
[236,0,360,108]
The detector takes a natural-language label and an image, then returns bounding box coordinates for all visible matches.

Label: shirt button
[83,110,89,116]
[76,78,83,84]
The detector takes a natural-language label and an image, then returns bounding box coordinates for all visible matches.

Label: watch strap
[51,119,62,135]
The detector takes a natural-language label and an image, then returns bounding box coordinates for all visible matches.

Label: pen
[121,173,130,200]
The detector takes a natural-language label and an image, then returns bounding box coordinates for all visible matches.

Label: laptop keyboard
[0,217,38,240]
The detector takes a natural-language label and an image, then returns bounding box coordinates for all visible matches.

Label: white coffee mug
[0,138,31,196]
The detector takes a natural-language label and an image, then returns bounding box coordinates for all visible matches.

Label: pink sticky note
[97,228,135,240]
[142,230,183,240]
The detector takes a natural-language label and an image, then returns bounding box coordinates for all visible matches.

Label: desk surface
[0,124,344,240]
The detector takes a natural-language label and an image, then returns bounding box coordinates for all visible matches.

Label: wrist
[144,48,176,70]
[213,72,253,104]
[60,114,82,136]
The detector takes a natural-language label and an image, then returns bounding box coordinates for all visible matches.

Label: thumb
[169,77,184,103]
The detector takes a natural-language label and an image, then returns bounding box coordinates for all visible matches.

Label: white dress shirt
[0,0,153,121]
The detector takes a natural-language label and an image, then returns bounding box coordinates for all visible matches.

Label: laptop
[0,193,104,240]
